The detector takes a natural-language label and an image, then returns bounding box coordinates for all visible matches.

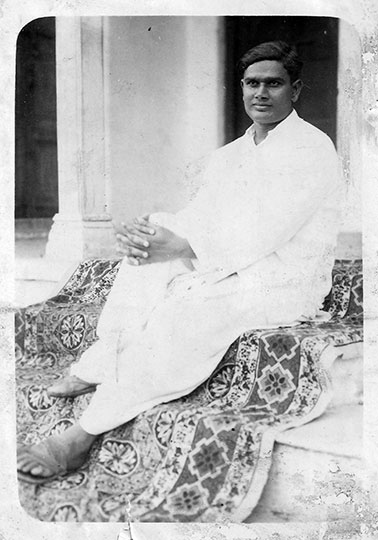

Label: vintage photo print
[1,1,378,539]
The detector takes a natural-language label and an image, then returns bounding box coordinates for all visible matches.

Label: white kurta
[72,110,341,435]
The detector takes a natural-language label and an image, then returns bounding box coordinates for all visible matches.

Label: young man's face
[241,60,302,128]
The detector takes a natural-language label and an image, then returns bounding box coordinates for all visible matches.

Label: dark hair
[238,41,303,82]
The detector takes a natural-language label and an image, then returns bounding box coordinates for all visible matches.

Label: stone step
[244,345,363,523]
[243,344,363,523]
[246,404,363,523]
[328,342,363,409]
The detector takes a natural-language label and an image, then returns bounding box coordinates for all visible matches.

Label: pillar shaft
[46,16,115,261]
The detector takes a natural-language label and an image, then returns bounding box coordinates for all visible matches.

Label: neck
[253,124,270,144]
[253,110,293,145]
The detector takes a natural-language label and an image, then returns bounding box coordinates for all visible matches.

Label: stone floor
[15,219,77,306]
[248,407,363,524]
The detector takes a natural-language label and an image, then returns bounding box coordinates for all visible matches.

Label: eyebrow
[243,76,286,83]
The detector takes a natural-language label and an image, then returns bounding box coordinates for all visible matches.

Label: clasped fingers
[126,231,150,248]
[117,228,149,247]
[116,247,148,266]
[122,219,155,238]
[117,233,149,256]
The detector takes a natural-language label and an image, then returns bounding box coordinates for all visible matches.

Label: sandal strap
[18,438,68,476]
[48,375,95,396]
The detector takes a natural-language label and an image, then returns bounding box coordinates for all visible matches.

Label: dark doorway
[224,16,339,145]
[15,17,58,218]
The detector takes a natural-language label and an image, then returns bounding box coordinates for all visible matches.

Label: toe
[18,459,53,478]
[17,455,38,473]
[29,465,44,476]
[17,446,52,477]
[30,465,52,477]
[17,454,33,471]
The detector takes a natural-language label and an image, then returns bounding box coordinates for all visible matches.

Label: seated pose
[17,41,341,483]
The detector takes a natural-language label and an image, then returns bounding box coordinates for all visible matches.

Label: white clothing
[72,110,341,435]
[174,110,341,317]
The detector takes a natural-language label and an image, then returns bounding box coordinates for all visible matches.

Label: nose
[255,83,269,99]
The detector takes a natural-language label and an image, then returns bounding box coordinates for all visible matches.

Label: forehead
[243,60,290,81]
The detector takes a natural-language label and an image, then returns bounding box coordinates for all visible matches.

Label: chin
[250,111,288,126]
[249,111,274,123]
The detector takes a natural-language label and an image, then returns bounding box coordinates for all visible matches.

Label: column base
[45,213,117,262]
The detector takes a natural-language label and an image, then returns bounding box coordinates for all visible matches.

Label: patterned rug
[15,259,363,522]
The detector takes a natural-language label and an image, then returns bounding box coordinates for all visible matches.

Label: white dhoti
[71,232,303,435]
[72,257,294,435]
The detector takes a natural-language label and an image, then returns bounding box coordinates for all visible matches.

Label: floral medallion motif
[206,363,234,399]
[54,313,86,351]
[48,419,75,436]
[99,493,131,520]
[261,333,300,362]
[51,504,80,521]
[32,352,57,369]
[165,482,209,517]
[154,409,176,448]
[257,363,296,405]
[47,472,87,491]
[98,439,139,477]
[189,437,229,481]
[26,385,54,411]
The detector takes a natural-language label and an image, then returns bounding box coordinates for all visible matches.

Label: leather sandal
[47,375,97,398]
[17,439,71,484]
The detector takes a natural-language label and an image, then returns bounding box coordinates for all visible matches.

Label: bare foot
[17,424,97,483]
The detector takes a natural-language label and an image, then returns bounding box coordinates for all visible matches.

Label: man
[17,41,341,483]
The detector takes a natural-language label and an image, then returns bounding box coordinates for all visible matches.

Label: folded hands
[116,214,194,265]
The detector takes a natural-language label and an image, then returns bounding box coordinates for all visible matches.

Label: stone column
[45,16,116,262]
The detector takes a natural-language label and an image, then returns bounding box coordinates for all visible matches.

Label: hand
[141,225,195,264]
[116,214,156,265]
[116,214,194,265]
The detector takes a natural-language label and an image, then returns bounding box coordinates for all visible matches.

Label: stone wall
[106,16,224,226]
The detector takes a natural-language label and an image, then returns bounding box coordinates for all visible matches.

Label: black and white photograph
[1,1,378,539]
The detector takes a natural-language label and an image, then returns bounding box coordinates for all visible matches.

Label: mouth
[252,104,272,111]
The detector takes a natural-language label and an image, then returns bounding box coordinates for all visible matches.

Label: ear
[291,79,303,103]
[240,79,245,89]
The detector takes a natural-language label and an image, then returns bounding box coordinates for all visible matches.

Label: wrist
[178,238,195,259]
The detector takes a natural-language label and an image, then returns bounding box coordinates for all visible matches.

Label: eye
[268,81,281,87]
[245,80,258,87]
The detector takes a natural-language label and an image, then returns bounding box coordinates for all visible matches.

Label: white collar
[246,109,300,145]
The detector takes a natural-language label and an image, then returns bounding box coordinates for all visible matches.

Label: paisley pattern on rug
[15,259,363,522]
